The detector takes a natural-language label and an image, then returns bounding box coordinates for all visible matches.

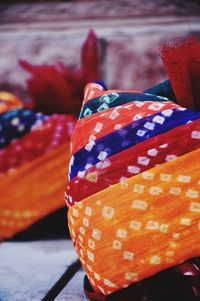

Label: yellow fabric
[0,91,23,113]
[68,148,200,295]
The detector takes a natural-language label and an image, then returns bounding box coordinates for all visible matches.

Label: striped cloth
[67,81,200,300]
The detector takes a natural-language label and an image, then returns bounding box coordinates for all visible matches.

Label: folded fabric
[0,143,70,240]
[67,119,200,206]
[0,114,76,175]
[71,91,179,155]
[0,96,76,240]
[80,89,168,119]
[0,91,23,114]
[83,258,200,301]
[66,80,200,300]
[0,108,48,148]
[69,147,199,295]
[69,107,200,181]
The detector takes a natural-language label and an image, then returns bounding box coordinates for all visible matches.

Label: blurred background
[1,0,200,98]
[0,0,200,241]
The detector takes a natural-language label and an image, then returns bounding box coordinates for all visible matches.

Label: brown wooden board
[0,240,78,301]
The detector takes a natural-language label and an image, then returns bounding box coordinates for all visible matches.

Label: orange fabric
[0,91,23,113]
[68,148,200,296]
[0,143,70,240]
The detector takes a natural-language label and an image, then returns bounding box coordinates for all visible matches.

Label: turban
[0,94,76,240]
[66,79,200,300]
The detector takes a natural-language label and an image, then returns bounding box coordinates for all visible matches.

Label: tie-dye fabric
[80,92,169,119]
[72,100,179,155]
[66,82,200,298]
[0,114,76,175]
[67,119,200,205]
[0,105,76,240]
[0,108,48,148]
[69,108,200,181]
[68,148,200,296]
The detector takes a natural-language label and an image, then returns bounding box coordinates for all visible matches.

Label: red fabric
[161,36,200,111]
[19,30,100,115]
[175,262,200,277]
[0,114,76,175]
[81,30,100,83]
[84,290,106,301]
[71,101,179,154]
[66,119,200,207]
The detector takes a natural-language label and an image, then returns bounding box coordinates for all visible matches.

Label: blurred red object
[161,36,200,111]
[19,29,100,115]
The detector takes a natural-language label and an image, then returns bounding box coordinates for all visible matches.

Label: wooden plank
[56,270,89,301]
[0,240,78,301]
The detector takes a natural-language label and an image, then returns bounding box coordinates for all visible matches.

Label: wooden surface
[0,240,87,301]
[56,271,89,301]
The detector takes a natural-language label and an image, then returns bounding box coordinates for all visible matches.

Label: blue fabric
[79,92,169,119]
[145,80,176,103]
[69,108,200,180]
[92,80,107,91]
[0,108,48,148]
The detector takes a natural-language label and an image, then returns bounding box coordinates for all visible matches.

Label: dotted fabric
[72,100,179,155]
[79,92,169,119]
[0,104,76,240]
[67,119,200,204]
[0,109,48,148]
[68,148,200,296]
[0,114,76,175]
[67,82,200,296]
[69,108,200,181]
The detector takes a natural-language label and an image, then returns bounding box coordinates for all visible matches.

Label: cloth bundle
[0,94,76,240]
[66,79,200,300]
[0,91,22,113]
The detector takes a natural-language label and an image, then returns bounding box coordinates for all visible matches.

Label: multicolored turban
[66,75,200,300]
[0,94,76,240]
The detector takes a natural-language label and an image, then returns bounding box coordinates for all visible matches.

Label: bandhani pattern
[80,92,169,119]
[67,81,200,299]
[0,114,75,175]
[72,99,179,155]
[69,108,200,180]
[0,144,70,240]
[0,94,76,240]
[0,108,48,148]
[68,148,200,295]
[66,119,200,206]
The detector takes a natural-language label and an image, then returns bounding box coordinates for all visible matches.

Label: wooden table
[0,240,88,301]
